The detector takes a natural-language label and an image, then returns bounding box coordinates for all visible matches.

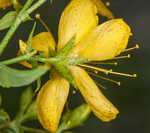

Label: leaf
[22,100,37,122]
[19,87,33,114]
[57,35,76,57]
[0,11,17,31]
[0,93,2,106]
[0,109,10,123]
[49,0,53,5]
[57,104,91,132]
[0,64,48,88]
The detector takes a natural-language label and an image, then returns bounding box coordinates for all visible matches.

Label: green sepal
[0,11,17,31]
[66,57,91,66]
[0,109,10,123]
[8,121,24,133]
[57,35,76,57]
[49,46,56,57]
[12,0,23,12]
[26,22,36,53]
[54,62,77,88]
[0,64,48,88]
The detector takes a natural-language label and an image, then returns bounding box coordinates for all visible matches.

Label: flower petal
[36,75,70,132]
[18,32,56,68]
[57,0,98,51]
[70,66,119,122]
[71,19,131,61]
[31,32,56,57]
[0,0,12,9]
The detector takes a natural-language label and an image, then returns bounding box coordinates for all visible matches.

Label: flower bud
[57,0,98,51]
[70,66,119,122]
[72,19,131,61]
[36,75,69,132]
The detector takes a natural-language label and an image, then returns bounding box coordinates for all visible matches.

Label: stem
[0,51,37,65]
[26,0,47,14]
[22,126,49,133]
[0,0,47,56]
[0,122,9,129]
[31,57,63,64]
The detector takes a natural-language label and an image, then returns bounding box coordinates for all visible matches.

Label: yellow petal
[36,75,70,132]
[18,32,56,68]
[57,0,98,51]
[70,66,119,122]
[92,0,114,19]
[71,19,131,61]
[31,32,56,57]
[0,0,12,9]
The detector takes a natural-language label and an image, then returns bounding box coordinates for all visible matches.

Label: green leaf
[50,0,53,5]
[0,109,10,123]
[19,87,33,114]
[57,35,76,57]
[0,11,17,31]
[26,22,36,53]
[57,104,91,132]
[0,93,2,106]
[22,100,37,122]
[0,64,48,88]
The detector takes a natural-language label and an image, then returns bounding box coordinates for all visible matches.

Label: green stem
[31,57,63,64]
[22,126,49,133]
[0,122,9,129]
[0,0,47,56]
[0,51,37,65]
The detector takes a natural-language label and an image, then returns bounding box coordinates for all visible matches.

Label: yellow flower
[0,0,12,9]
[17,0,137,132]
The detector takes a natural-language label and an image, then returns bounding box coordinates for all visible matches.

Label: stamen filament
[89,62,118,66]
[96,82,108,90]
[123,44,139,52]
[89,71,121,86]
[108,71,137,78]
[79,64,111,74]
[35,14,51,33]
[111,54,131,60]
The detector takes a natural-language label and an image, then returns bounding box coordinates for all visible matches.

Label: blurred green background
[0,0,149,133]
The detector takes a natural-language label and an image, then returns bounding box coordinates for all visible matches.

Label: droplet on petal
[57,0,98,51]
[36,75,70,132]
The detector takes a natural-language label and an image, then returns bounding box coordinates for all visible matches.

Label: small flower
[18,0,138,132]
[0,0,12,9]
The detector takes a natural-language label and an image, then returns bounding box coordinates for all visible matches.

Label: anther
[123,44,139,52]
[105,2,110,6]
[67,121,71,125]
[72,90,76,94]
[35,13,51,33]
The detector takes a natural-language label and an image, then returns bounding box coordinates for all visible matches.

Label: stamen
[105,1,110,6]
[79,64,111,74]
[89,62,118,66]
[79,64,136,78]
[96,82,109,90]
[123,44,139,52]
[89,71,121,86]
[108,71,137,78]
[111,54,131,60]
[72,90,76,94]
[35,14,51,33]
